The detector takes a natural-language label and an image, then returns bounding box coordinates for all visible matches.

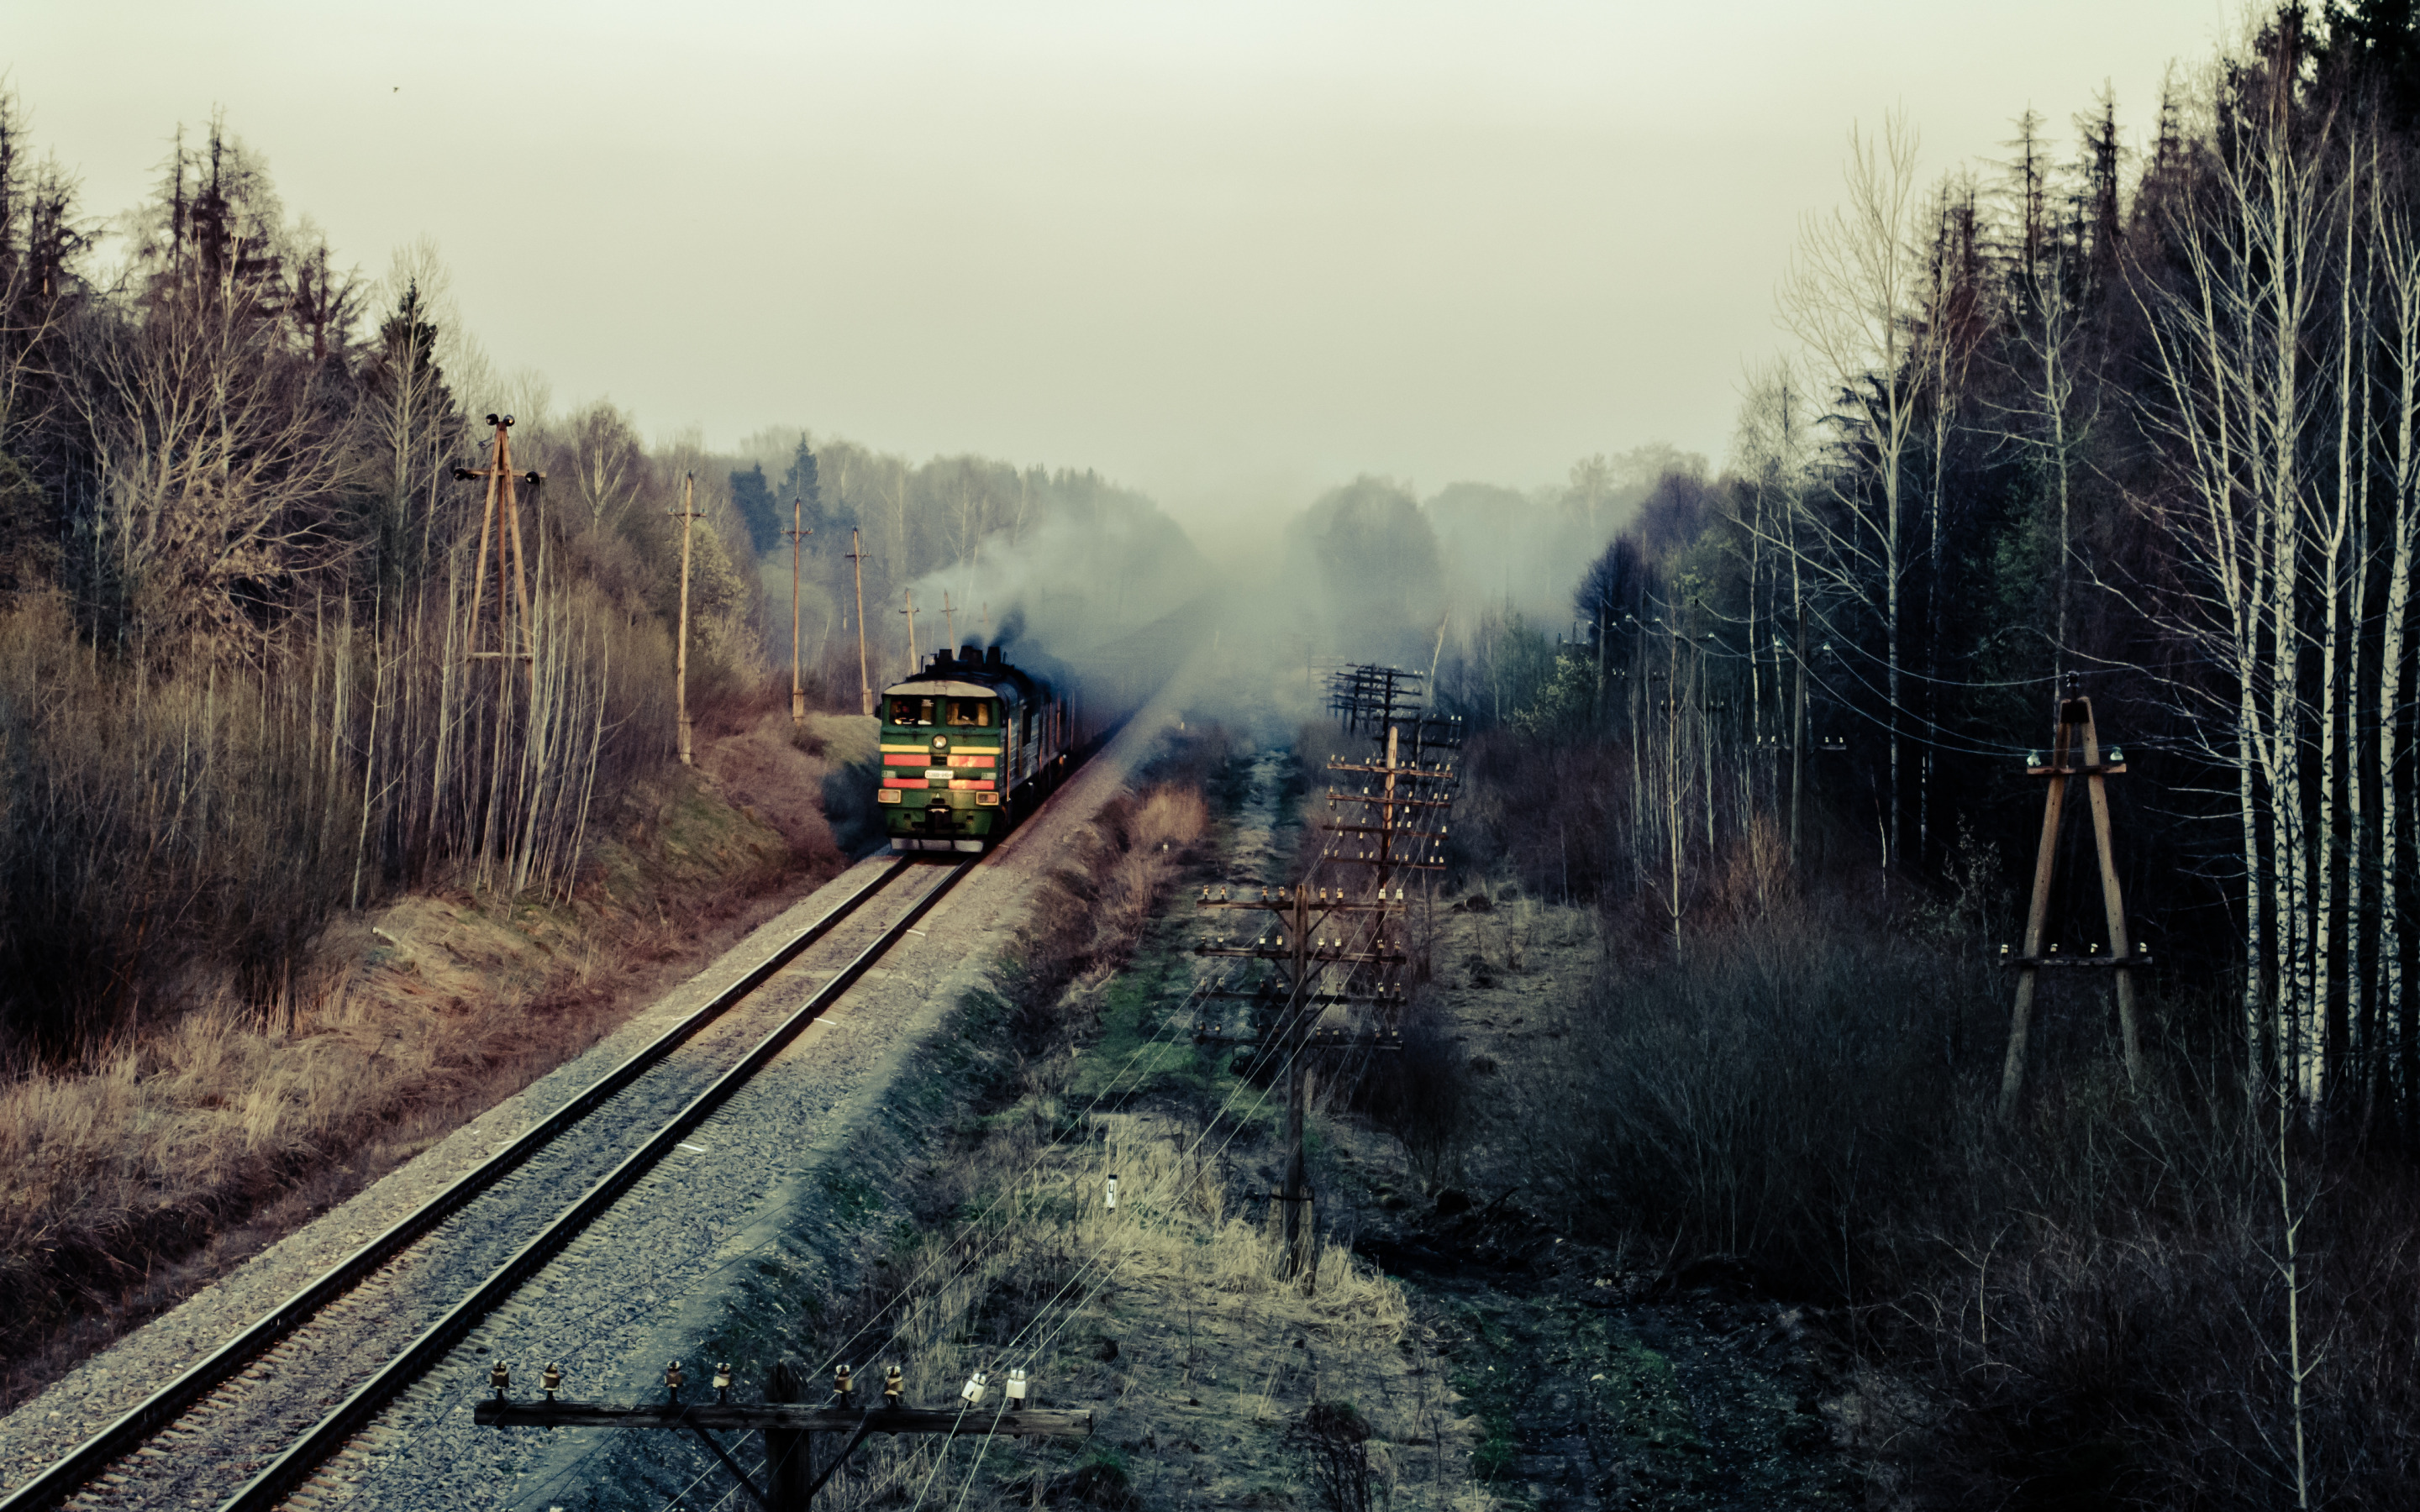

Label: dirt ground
[1163,743,1866,1511]
[1033,745,1860,1511]
[1309,887,1865,1511]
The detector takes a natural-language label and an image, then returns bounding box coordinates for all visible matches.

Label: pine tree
[778,434,824,531]
[729,460,780,555]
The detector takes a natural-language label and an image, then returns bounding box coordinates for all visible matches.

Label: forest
[1260,6,2420,1504]
[10,2,2420,1504]
[0,96,1198,1054]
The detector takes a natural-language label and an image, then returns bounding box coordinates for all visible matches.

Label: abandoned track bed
[2,857,976,1512]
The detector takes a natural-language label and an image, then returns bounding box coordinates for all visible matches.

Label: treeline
[715,430,1198,701]
[1387,10,2420,1504]
[1438,6,2420,1134]
[1260,448,1701,677]
[0,100,1181,1053]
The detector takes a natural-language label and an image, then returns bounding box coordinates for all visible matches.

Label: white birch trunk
[2381,198,2420,1125]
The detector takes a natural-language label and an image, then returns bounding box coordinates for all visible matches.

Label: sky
[8,1,2238,559]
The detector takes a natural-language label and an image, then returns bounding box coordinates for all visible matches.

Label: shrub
[1287,1401,1376,1512]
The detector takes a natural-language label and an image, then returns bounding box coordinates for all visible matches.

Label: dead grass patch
[750,759,1475,1512]
[0,743,847,1410]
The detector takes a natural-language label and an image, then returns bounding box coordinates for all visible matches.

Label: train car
[877,643,1076,853]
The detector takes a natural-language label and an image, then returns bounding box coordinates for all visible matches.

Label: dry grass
[992,783,1209,1055]
[1408,873,2420,1509]
[1089,786,1209,966]
[749,767,1469,1512]
[1,972,547,1289]
[798,1109,1438,1512]
[0,749,843,1409]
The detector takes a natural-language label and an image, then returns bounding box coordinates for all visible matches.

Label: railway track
[3,857,978,1512]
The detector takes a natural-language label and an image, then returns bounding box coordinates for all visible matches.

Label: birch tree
[2133,43,2338,1109]
[2375,161,2420,1129]
[1780,112,1933,870]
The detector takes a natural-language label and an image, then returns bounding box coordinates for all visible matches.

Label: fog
[1,1,2237,741]
[6,3,2228,559]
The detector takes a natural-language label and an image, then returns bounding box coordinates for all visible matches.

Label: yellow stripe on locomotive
[877,643,1072,854]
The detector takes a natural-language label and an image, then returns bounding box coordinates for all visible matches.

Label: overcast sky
[9,2,2236,557]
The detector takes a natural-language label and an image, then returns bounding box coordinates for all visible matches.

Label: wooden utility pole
[1791,609,1807,864]
[899,587,918,674]
[1195,682,1460,1274]
[671,472,701,765]
[476,1368,1088,1512]
[1997,680,2149,1118]
[847,528,872,717]
[786,500,813,726]
[456,413,539,698]
[943,591,956,650]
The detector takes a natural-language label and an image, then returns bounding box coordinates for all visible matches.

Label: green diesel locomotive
[878,643,1076,853]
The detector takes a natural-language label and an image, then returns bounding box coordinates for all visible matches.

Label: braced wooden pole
[1999,703,2075,1120]
[2077,699,2144,1084]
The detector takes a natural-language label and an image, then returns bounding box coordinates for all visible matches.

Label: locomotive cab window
[947,699,992,727]
[889,696,934,726]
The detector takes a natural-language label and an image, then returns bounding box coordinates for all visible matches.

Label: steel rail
[218,859,980,1512]
[1,857,914,1512]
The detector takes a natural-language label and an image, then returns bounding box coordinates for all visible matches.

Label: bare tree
[1780,111,1934,871]
[2375,158,2420,1125]
[562,400,646,530]
[72,255,358,651]
[1730,360,1816,858]
[2132,42,2338,1108]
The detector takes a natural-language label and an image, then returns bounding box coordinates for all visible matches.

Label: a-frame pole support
[1998,706,2072,1121]
[2077,697,2146,1084]
[1998,685,2144,1120]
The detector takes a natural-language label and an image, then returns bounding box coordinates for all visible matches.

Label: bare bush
[1288,1400,1376,1512]
[1510,884,2420,1506]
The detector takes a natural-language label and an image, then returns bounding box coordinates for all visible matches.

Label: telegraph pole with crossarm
[1194,670,1462,1273]
[476,1358,1088,1512]
[786,499,813,726]
[1996,676,2149,1117]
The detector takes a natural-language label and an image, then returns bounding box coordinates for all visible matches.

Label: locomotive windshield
[946,699,993,727]
[888,696,934,726]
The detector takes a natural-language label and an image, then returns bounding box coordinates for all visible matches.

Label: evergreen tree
[729,460,780,555]
[778,434,825,532]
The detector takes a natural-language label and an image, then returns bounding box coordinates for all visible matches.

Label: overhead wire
[566,816,1345,1503]
[961,864,1404,1400]
[568,743,1420,1510]
[892,738,1444,1398]
[525,901,1241,1512]
[526,963,1235,1512]
[1613,591,2048,762]
[879,773,1418,1490]
[1674,589,2060,690]
[881,736,1441,1487]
